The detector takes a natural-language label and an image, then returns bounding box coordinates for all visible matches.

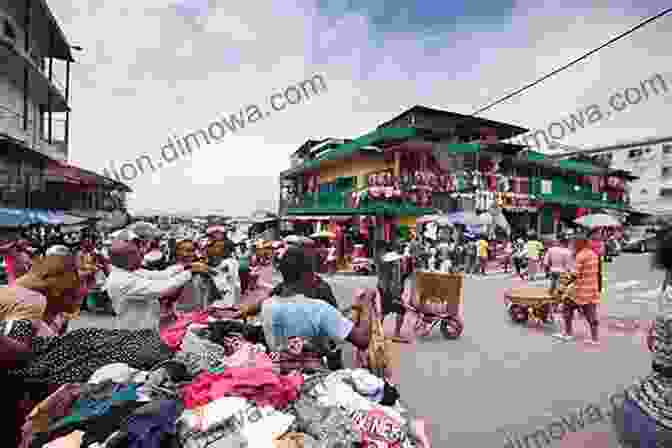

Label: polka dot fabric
[5,323,172,385]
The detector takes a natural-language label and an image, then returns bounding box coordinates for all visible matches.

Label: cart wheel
[414,318,433,337]
[440,317,463,339]
[509,304,529,323]
[533,306,549,322]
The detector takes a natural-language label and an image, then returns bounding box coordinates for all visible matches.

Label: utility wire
[472,7,672,116]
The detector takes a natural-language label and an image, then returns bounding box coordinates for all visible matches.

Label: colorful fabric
[181,368,303,410]
[574,248,600,304]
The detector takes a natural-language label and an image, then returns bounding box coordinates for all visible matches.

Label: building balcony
[280,190,434,216]
[0,105,68,158]
[0,35,69,110]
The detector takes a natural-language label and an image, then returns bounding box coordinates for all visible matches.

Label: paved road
[73,254,663,447]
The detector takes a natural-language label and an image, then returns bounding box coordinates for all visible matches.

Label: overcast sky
[48,0,671,215]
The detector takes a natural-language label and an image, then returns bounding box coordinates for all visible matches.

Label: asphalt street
[73,253,664,447]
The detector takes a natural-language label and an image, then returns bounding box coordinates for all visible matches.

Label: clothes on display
[10,309,429,448]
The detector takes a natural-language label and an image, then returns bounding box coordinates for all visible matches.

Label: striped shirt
[574,248,600,304]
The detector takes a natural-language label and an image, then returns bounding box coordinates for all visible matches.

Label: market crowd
[0,224,430,448]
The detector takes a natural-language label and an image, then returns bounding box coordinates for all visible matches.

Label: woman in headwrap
[612,312,672,446]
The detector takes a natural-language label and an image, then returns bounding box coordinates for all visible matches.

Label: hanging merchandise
[383,220,392,242]
[487,174,497,192]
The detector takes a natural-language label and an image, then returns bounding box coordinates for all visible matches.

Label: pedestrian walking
[526,232,543,281]
[543,235,573,292]
[554,231,601,344]
[477,235,489,275]
[502,239,513,273]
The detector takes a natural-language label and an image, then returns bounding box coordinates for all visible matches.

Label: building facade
[0,0,130,227]
[550,136,672,216]
[278,106,635,267]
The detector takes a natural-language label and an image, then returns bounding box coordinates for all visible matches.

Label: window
[641,188,648,195]
[628,149,643,159]
[663,144,672,155]
[2,19,16,41]
[661,189,672,198]
[663,167,672,179]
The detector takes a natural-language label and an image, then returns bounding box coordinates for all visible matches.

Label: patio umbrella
[128,221,160,239]
[416,215,454,227]
[206,225,227,236]
[574,213,621,229]
[417,215,443,225]
[110,229,141,242]
[284,235,315,246]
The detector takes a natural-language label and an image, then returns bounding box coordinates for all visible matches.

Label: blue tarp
[0,208,66,228]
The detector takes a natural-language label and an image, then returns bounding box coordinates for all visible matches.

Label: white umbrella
[574,213,621,229]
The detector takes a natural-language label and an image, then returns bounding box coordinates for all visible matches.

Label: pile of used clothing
[19,312,431,448]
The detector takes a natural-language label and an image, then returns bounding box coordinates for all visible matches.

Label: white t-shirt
[104,265,191,331]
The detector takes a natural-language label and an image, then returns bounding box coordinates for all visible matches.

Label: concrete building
[550,136,672,216]
[0,0,130,226]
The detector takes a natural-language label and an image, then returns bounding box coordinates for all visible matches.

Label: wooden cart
[504,273,576,324]
[254,240,273,265]
[401,271,464,339]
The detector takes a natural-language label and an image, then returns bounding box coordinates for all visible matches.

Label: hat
[382,251,403,263]
[46,245,71,256]
[110,229,140,242]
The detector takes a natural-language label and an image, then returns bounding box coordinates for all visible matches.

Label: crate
[415,271,463,306]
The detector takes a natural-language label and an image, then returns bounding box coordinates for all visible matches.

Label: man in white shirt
[104,240,207,331]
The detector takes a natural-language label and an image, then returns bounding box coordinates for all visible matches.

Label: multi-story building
[278,106,635,267]
[550,136,672,216]
[0,0,130,227]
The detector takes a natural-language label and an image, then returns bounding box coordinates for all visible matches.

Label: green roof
[557,159,602,175]
[524,150,548,162]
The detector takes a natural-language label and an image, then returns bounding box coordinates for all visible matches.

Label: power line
[472,7,672,116]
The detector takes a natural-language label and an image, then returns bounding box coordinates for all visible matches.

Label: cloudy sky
[48,0,671,215]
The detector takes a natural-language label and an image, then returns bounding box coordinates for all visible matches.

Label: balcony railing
[0,105,68,156]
